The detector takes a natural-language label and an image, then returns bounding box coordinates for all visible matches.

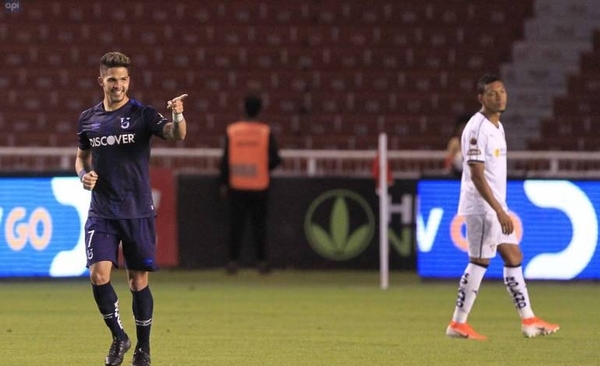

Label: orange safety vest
[227,121,270,190]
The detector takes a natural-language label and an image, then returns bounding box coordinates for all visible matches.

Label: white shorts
[465,213,519,259]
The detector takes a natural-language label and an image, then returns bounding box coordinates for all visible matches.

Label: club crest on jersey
[470,138,477,145]
[120,117,131,129]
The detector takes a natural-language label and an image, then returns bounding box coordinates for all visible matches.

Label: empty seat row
[276,134,446,150]
[553,96,600,115]
[0,68,487,97]
[528,136,600,151]
[538,115,596,138]
[0,107,456,147]
[0,44,508,72]
[0,1,533,27]
[566,72,600,95]
[0,87,479,115]
[5,22,522,51]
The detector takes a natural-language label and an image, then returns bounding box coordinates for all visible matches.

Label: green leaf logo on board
[304,189,375,261]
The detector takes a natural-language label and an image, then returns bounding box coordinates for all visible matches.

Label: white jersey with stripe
[458,112,508,215]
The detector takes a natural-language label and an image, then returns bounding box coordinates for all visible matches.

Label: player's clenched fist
[81,170,98,191]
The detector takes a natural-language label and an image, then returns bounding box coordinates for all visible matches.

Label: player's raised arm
[163,93,188,141]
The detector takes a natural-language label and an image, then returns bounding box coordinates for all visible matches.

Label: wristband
[173,112,184,123]
[78,169,87,182]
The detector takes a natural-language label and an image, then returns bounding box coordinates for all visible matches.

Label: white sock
[451,262,487,323]
[503,266,535,319]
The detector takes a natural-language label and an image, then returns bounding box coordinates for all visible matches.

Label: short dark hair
[100,52,131,73]
[477,74,502,94]
[244,95,262,118]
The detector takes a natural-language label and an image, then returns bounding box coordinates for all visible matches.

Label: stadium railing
[2,147,600,179]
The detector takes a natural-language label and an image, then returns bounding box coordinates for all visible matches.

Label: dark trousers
[228,188,269,262]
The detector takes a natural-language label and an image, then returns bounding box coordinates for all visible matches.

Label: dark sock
[92,282,127,340]
[132,286,153,354]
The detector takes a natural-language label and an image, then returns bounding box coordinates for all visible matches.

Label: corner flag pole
[378,132,389,290]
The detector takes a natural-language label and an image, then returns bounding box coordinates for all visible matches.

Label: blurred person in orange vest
[444,114,470,178]
[371,153,393,195]
[219,95,282,275]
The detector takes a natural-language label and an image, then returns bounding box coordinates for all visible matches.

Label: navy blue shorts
[84,217,158,271]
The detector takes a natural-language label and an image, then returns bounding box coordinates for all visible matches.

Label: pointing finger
[167,94,189,108]
[172,94,189,102]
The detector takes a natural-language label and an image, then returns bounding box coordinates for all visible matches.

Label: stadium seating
[531,26,600,151]
[0,0,535,154]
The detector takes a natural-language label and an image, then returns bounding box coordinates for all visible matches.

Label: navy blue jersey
[77,99,168,219]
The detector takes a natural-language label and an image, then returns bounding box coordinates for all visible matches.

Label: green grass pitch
[0,270,597,365]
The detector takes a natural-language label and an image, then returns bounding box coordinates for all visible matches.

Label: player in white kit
[445,74,560,340]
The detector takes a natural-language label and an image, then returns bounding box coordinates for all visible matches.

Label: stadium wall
[177,175,417,271]
[4,172,600,279]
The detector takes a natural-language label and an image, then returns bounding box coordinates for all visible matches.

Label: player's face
[98,66,130,107]
[479,80,507,114]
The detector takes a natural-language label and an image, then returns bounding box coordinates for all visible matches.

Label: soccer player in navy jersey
[75,51,187,366]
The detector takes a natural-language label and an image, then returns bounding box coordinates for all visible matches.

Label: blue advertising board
[417,179,600,280]
[0,177,90,277]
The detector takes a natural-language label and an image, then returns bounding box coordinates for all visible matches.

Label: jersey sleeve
[464,123,487,164]
[77,111,91,150]
[143,106,169,139]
